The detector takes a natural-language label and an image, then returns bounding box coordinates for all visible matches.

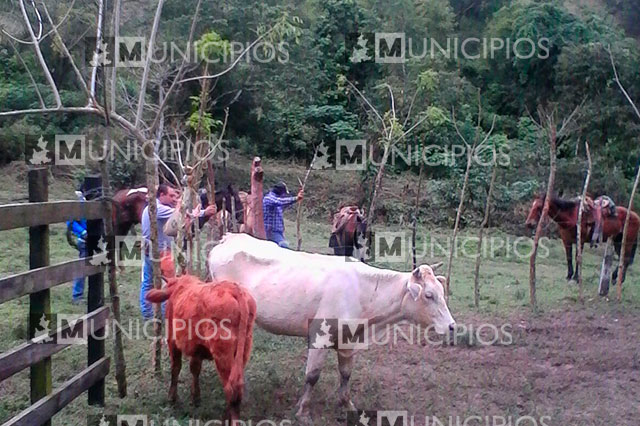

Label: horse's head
[591,196,617,247]
[525,195,545,229]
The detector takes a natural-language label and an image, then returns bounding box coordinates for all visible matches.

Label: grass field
[0,164,639,426]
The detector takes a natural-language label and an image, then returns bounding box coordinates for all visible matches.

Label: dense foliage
[0,0,639,225]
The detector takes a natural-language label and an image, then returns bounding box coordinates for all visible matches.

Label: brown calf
[146,275,257,421]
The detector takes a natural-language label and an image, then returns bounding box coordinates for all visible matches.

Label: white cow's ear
[436,275,446,287]
[407,282,422,301]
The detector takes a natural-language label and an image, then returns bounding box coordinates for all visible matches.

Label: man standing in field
[139,184,215,320]
[262,181,303,248]
[140,184,178,320]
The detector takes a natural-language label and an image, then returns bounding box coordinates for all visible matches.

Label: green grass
[0,166,639,425]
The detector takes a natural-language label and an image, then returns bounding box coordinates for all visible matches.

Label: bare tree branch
[109,0,123,113]
[89,0,105,98]
[1,0,77,45]
[609,46,640,121]
[28,0,43,39]
[41,2,94,105]
[148,0,203,133]
[8,38,45,108]
[135,0,165,128]
[452,108,470,147]
[346,79,386,133]
[176,28,276,85]
[18,0,61,107]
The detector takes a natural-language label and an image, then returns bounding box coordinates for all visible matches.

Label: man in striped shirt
[262,182,303,248]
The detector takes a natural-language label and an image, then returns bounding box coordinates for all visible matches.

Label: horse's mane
[552,197,579,211]
[536,193,579,211]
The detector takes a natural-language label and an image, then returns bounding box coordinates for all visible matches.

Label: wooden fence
[0,169,111,426]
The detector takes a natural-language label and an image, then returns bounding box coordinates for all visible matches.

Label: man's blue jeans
[267,229,289,248]
[140,255,166,320]
[72,241,86,301]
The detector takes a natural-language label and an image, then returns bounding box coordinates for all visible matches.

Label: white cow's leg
[337,351,356,411]
[295,348,328,421]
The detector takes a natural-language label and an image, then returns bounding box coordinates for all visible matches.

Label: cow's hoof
[295,409,313,426]
[338,398,356,412]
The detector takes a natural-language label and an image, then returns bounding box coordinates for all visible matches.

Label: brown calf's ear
[146,289,170,303]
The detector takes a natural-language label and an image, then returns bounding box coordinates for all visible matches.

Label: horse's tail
[627,241,637,266]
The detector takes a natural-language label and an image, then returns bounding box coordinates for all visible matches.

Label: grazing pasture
[0,164,638,426]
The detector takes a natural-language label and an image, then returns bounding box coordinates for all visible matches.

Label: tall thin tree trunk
[473,156,497,308]
[144,141,162,374]
[530,126,557,310]
[576,142,592,304]
[599,238,614,296]
[366,139,393,230]
[412,164,424,269]
[445,149,473,298]
[101,67,127,398]
[616,162,640,301]
[249,157,266,239]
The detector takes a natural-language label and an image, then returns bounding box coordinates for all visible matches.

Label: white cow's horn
[430,262,444,271]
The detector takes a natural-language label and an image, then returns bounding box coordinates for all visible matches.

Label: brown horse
[329,206,368,261]
[525,195,595,280]
[111,185,244,238]
[112,188,148,237]
[591,196,639,293]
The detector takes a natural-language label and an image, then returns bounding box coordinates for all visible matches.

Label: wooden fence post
[28,168,51,426]
[84,175,105,406]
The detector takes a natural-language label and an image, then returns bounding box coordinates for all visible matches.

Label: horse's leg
[572,243,582,281]
[612,235,623,284]
[616,241,637,285]
[336,350,356,412]
[564,243,574,280]
[295,348,328,422]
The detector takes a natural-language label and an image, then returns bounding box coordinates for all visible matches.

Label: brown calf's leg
[213,354,242,423]
[189,357,203,407]
[168,342,182,404]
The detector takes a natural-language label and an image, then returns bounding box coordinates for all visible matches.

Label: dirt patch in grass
[337,308,640,426]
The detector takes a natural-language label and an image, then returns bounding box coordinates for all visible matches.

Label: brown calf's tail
[225,288,256,407]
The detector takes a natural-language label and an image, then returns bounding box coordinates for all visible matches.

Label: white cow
[207,233,455,422]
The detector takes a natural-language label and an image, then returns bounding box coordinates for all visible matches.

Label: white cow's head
[401,264,455,334]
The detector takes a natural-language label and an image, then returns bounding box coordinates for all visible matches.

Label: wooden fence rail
[0,169,110,426]
[0,257,105,304]
[0,201,105,231]
[0,306,110,382]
